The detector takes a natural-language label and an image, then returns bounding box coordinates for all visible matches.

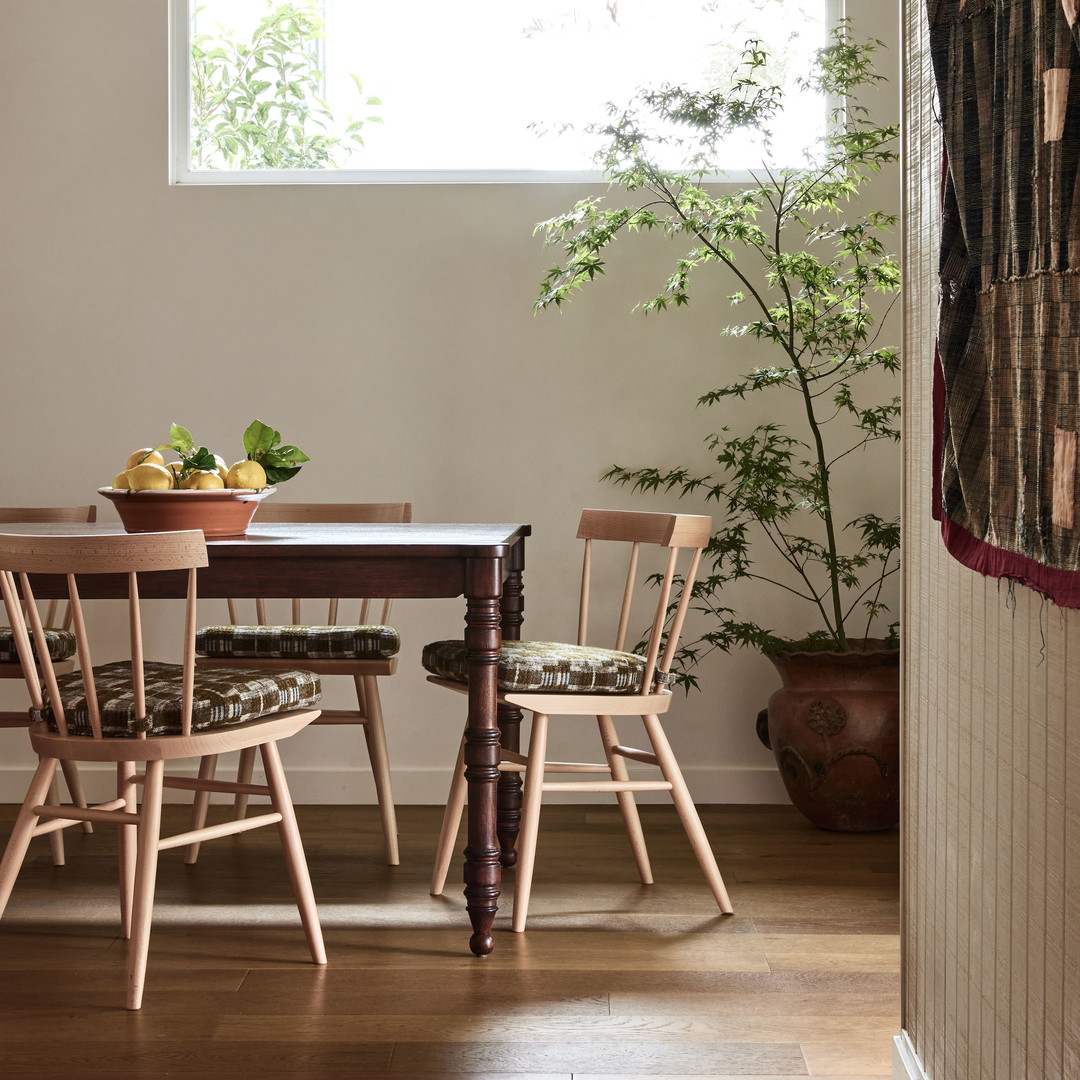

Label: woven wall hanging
[929,0,1080,606]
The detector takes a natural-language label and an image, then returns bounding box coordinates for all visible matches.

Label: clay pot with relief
[757,638,899,832]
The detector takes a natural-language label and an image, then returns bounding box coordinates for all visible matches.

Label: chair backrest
[0,506,97,629]
[236,502,412,626]
[575,509,712,692]
[0,531,208,739]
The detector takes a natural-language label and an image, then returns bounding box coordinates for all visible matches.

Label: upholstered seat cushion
[37,660,322,738]
[422,639,646,694]
[0,627,78,665]
[196,624,400,661]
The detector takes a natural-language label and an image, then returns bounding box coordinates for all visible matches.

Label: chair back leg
[358,675,399,866]
[597,714,654,885]
[642,714,733,913]
[430,738,467,896]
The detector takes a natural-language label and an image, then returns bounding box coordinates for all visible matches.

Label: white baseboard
[0,763,790,806]
[894,1031,932,1080]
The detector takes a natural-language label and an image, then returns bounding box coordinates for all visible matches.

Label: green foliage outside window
[190,0,381,170]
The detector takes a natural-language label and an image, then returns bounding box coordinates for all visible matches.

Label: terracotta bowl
[98,487,276,539]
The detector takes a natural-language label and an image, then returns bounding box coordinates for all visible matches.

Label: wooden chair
[0,530,326,1009]
[0,506,98,864]
[191,502,410,865]
[424,508,734,931]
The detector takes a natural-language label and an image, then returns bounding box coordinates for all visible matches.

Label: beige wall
[900,3,1080,1077]
[0,0,899,805]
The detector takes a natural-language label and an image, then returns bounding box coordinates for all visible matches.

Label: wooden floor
[0,802,899,1079]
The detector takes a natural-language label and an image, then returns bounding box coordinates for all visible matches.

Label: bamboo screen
[903,2,1080,1077]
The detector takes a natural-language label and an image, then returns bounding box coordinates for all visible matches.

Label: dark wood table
[5,520,530,957]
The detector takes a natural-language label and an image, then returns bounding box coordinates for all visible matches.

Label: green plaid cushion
[0,627,77,664]
[196,624,400,660]
[37,660,322,738]
[421,639,646,694]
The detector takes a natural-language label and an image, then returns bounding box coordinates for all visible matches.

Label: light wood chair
[0,529,326,1010]
[191,501,411,865]
[0,506,98,864]
[424,508,734,931]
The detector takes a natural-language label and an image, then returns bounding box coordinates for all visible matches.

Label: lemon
[213,454,229,482]
[127,463,174,491]
[165,462,184,482]
[126,448,165,470]
[226,459,267,489]
[181,469,225,490]
[111,471,131,490]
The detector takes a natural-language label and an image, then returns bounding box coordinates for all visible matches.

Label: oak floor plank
[0,803,898,1077]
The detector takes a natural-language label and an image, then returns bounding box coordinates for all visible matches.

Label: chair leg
[511,712,549,934]
[117,761,138,939]
[59,760,94,835]
[597,714,653,885]
[185,754,219,865]
[642,714,734,914]
[430,737,467,896]
[0,757,58,918]
[260,739,326,965]
[127,758,164,1011]
[358,674,399,866]
[232,745,257,820]
[45,774,65,867]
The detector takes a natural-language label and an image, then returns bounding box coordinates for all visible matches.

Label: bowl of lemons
[99,421,308,539]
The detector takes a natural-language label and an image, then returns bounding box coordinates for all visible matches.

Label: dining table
[2,519,531,957]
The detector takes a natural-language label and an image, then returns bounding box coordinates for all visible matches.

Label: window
[169,0,842,184]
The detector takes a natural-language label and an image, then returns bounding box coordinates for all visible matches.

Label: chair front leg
[259,739,326,965]
[117,761,138,939]
[127,758,164,1011]
[511,712,549,934]
[0,757,59,918]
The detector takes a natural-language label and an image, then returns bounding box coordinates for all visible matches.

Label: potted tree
[534,23,900,831]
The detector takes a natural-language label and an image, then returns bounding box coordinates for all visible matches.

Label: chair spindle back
[0,507,97,629]
[575,509,711,691]
[0,531,208,739]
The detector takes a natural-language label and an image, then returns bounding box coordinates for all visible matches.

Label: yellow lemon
[181,469,225,490]
[213,454,229,482]
[111,471,131,490]
[165,462,184,482]
[126,448,165,470]
[127,463,174,491]
[226,459,267,489]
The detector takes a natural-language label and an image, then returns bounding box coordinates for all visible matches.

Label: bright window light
[170,0,841,184]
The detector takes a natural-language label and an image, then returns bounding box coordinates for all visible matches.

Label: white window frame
[168,0,845,186]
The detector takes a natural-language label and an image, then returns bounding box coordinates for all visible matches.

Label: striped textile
[196,624,399,660]
[422,639,646,694]
[37,660,321,737]
[930,0,1080,588]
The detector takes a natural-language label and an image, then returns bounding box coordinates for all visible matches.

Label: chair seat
[196,624,400,661]
[38,661,322,738]
[421,639,645,694]
[0,626,77,664]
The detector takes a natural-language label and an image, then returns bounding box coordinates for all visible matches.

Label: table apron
[22,556,501,600]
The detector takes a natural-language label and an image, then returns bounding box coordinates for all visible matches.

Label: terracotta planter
[762,639,899,832]
[98,487,276,539]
